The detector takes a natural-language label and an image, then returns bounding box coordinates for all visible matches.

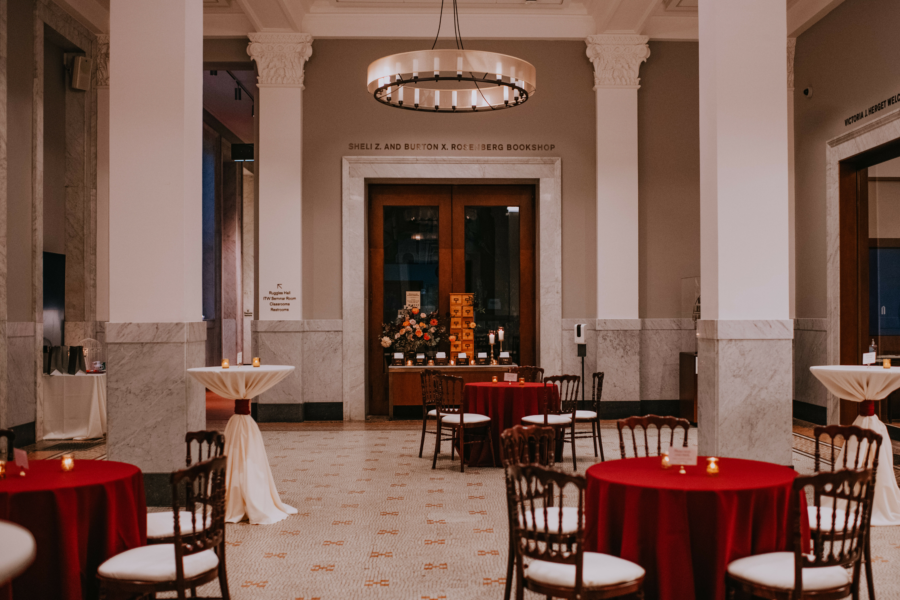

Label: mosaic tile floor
[22,420,900,599]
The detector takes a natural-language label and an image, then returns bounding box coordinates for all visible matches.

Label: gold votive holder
[884,358,892,369]
[678,465,687,475]
[221,359,230,369]
[61,454,75,472]
[518,378,525,386]
[0,460,5,479]
[706,457,719,477]
[449,359,456,366]
[492,376,498,383]
[428,360,435,366]
[660,453,671,470]
[252,357,261,368]
[406,359,413,366]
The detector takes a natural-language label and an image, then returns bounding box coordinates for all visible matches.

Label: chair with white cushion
[616,415,689,460]
[811,424,882,600]
[570,372,604,461]
[508,365,544,383]
[507,464,645,600]
[418,369,441,458]
[98,456,230,600]
[725,468,875,600]
[522,376,579,469]
[431,373,495,472]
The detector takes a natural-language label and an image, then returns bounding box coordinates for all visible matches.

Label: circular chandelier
[366,1,536,113]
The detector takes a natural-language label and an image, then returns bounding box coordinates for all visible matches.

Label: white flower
[429,327,435,333]
[409,319,416,326]
[395,332,401,339]
[381,336,392,348]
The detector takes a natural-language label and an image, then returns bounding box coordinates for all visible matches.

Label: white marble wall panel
[106,322,205,474]
[595,319,640,402]
[253,329,303,405]
[7,323,36,428]
[303,331,342,405]
[794,319,826,407]
[640,319,697,401]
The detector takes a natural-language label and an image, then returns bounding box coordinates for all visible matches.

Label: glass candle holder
[492,376,498,383]
[884,358,892,369]
[61,454,75,472]
[428,360,435,366]
[221,359,230,369]
[706,457,719,476]
[518,378,525,386]
[450,359,456,366]
[253,357,261,368]
[0,460,5,479]
[660,452,671,469]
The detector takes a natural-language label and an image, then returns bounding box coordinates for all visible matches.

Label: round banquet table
[0,460,146,600]
[809,365,900,526]
[463,382,561,466]
[584,457,804,600]
[187,365,297,525]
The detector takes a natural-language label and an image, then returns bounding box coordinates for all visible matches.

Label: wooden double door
[368,184,536,416]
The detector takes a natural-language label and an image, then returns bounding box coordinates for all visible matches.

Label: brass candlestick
[490,341,497,365]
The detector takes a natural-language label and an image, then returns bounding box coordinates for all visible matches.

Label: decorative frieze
[585,34,650,90]
[94,34,110,88]
[787,37,796,91]
[247,33,313,88]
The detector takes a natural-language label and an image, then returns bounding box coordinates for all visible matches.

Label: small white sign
[458,353,468,359]
[503,372,518,382]
[667,446,698,466]
[436,352,446,359]
[416,353,425,360]
[477,352,487,358]
[394,353,404,359]
[405,291,421,308]
[499,351,510,358]
[863,351,877,365]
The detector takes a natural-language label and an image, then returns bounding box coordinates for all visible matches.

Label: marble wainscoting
[793,318,827,424]
[595,319,641,417]
[698,320,794,466]
[106,322,206,505]
[251,320,343,422]
[7,322,39,445]
[640,319,697,415]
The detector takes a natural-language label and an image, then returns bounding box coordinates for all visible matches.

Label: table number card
[863,351,876,365]
[14,448,29,470]
[436,352,446,359]
[392,352,404,366]
[667,446,697,466]
[503,372,518,382]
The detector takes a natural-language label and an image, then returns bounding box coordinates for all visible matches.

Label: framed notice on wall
[406,291,421,308]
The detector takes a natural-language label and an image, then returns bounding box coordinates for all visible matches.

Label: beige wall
[794,0,900,318]
[638,41,700,318]
[302,39,595,319]
[43,37,66,256]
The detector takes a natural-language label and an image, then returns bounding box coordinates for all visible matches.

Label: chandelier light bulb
[413,59,419,79]
[457,56,463,75]
[496,62,502,81]
[471,89,477,109]
[398,85,404,105]
[452,90,457,109]
[503,86,509,104]
[434,57,440,77]
[414,87,420,107]
[435,89,440,109]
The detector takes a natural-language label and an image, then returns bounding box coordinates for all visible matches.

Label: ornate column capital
[585,34,650,90]
[787,37,796,91]
[94,34,110,88]
[247,33,313,88]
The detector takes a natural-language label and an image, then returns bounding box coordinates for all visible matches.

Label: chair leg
[592,421,599,457]
[218,540,231,600]
[597,419,605,462]
[419,412,428,458]
[432,423,442,469]
[865,533,876,600]
[451,429,457,461]
[570,424,578,470]
[504,534,515,600]
[488,428,497,468]
[460,426,466,473]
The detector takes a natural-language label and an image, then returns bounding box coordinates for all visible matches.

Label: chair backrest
[814,425,882,474]
[185,431,225,467]
[794,469,874,580]
[434,373,464,417]
[510,366,544,383]
[171,456,227,581]
[420,369,441,409]
[0,429,14,462]
[590,372,605,412]
[506,465,586,594]
[545,375,580,415]
[500,425,557,468]
[617,415,690,459]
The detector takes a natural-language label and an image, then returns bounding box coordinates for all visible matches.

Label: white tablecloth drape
[810,366,900,526]
[187,365,297,525]
[40,373,107,440]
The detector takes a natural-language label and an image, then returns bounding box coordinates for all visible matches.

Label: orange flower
[419,322,426,328]
[469,322,477,329]
[411,308,420,315]
[424,333,431,341]
[403,320,410,327]
[449,335,457,342]
[415,329,423,338]
[430,319,438,326]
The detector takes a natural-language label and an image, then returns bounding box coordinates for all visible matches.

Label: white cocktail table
[187,365,297,525]
[810,365,900,526]
[40,373,107,440]
[0,520,36,585]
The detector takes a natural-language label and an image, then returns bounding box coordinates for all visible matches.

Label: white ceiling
[54,0,845,41]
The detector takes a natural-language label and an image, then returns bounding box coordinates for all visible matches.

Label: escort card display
[499,350,511,366]
[392,352,404,366]
[449,293,475,360]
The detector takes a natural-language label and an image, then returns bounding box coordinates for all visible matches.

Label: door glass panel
[383,206,439,322]
[868,158,900,356]
[464,205,520,361]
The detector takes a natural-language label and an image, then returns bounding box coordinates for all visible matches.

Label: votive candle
[0,460,5,479]
[706,457,719,476]
[660,453,671,470]
[492,376,498,383]
[221,359,229,369]
[498,328,504,341]
[61,454,74,472]
[884,358,892,369]
[253,357,261,368]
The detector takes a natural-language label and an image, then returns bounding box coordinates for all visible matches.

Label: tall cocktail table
[810,365,900,526]
[187,365,297,525]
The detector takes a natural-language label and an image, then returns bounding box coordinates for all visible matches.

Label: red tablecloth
[463,382,560,466]
[0,460,147,600]
[585,456,804,600]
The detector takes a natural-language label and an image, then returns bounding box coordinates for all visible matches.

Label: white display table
[40,373,107,440]
[187,365,297,525]
[0,520,36,585]
[810,365,900,526]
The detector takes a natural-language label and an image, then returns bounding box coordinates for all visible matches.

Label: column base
[595,320,641,402]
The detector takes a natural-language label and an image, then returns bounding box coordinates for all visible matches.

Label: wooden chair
[616,415,690,459]
[431,374,495,472]
[98,456,230,600]
[418,369,441,458]
[725,468,875,600]
[812,425,883,600]
[0,429,14,461]
[500,426,557,600]
[506,464,645,600]
[570,372,604,461]
[522,376,579,469]
[509,366,544,383]
[148,431,226,545]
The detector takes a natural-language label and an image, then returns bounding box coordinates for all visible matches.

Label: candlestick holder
[490,341,497,365]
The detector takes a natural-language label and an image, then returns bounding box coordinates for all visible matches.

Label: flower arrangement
[379,307,447,354]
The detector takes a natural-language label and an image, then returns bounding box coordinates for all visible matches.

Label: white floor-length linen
[810,365,900,526]
[187,365,297,525]
[40,373,107,440]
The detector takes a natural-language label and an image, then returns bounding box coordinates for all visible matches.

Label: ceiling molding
[233,0,267,30]
[51,0,109,34]
[204,11,256,37]
[787,0,845,37]
[633,0,662,34]
[640,14,697,41]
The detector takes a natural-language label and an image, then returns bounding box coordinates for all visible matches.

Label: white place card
[458,353,468,359]
[667,446,698,466]
[863,351,876,365]
[416,354,425,359]
[477,352,487,358]
[504,373,518,382]
[394,353,404,359]
[500,351,510,358]
[14,448,29,470]
[436,352,446,359]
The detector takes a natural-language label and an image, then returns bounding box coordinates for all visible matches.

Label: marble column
[698,0,793,465]
[787,38,796,320]
[247,33,312,422]
[107,0,205,503]
[585,35,649,406]
[94,34,108,325]
[0,0,7,431]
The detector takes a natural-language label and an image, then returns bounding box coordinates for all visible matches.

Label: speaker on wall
[71,56,91,91]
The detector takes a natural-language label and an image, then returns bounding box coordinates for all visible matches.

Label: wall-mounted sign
[263,283,296,313]
[347,141,556,152]
[845,92,900,127]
